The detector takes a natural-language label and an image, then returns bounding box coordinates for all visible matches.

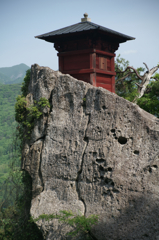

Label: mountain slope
[0,72,11,84]
[0,83,21,199]
[0,63,30,84]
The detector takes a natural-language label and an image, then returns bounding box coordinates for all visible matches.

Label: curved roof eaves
[35,21,135,41]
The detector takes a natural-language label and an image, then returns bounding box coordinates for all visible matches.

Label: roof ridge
[35,20,135,41]
[85,21,99,28]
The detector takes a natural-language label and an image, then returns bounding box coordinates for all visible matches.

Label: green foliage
[0,170,44,240]
[153,72,159,80]
[21,69,31,97]
[0,72,9,84]
[38,97,50,108]
[15,95,50,140]
[0,83,21,200]
[33,210,98,239]
[15,69,50,140]
[115,55,159,117]
[15,95,27,123]
[115,55,144,102]
[137,80,159,117]
[0,69,45,240]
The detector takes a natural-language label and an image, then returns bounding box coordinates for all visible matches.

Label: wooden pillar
[90,73,96,86]
[59,55,63,72]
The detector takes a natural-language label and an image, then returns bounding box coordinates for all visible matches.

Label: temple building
[35,13,135,93]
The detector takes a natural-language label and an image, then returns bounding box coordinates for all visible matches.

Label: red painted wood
[90,53,93,69]
[90,73,96,86]
[71,73,90,83]
[57,39,117,93]
[62,69,94,74]
[58,49,94,56]
[95,69,115,75]
[59,56,63,72]
[63,54,90,71]
[96,55,99,69]
[111,56,115,72]
[62,68,116,77]
[107,57,111,71]
[96,74,112,84]
[92,53,96,68]
[112,76,115,93]
[96,82,112,90]
[95,49,115,57]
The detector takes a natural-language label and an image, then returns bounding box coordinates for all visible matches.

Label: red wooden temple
[35,13,135,93]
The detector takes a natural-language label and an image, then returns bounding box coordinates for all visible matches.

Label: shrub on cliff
[33,210,99,240]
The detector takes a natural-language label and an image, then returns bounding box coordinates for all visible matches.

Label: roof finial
[81,13,91,22]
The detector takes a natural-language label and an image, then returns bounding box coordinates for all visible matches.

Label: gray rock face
[22,64,159,240]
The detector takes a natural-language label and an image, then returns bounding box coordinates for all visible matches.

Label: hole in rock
[103,192,109,197]
[93,152,97,158]
[111,129,115,133]
[102,106,106,110]
[149,168,152,173]
[134,150,139,155]
[118,136,127,145]
[108,167,112,172]
[113,189,119,193]
[143,234,149,237]
[96,159,105,164]
[75,141,78,148]
[104,178,114,187]
[153,165,158,168]
[84,136,88,142]
[99,165,105,171]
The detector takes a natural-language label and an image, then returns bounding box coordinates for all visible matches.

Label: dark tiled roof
[35,21,135,42]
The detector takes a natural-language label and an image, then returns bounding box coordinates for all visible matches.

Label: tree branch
[116,61,159,104]
[135,82,141,88]
[143,62,149,72]
[127,66,143,80]
[116,72,132,83]
[149,66,159,75]
[151,77,159,81]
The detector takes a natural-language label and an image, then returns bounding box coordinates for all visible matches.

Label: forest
[0,83,21,195]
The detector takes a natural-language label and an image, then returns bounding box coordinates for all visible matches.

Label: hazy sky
[1,0,159,72]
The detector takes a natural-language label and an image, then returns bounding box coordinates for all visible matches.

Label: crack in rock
[76,112,91,216]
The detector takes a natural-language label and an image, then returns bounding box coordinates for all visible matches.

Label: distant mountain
[0,63,30,84]
[0,72,9,84]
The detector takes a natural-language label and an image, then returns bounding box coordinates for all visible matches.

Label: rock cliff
[22,64,159,240]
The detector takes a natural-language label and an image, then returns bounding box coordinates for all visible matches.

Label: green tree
[137,73,159,117]
[115,55,159,117]
[115,55,144,101]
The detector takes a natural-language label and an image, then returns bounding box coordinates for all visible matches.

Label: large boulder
[22,64,159,240]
